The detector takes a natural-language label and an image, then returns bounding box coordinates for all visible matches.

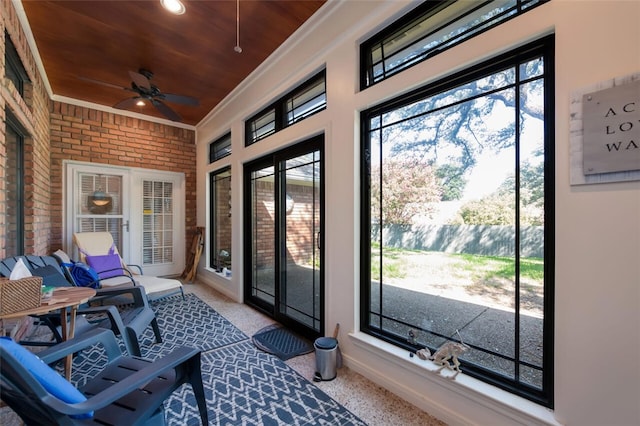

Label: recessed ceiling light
[161,0,185,15]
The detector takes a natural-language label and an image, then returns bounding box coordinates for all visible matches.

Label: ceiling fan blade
[78,75,129,91]
[161,93,200,106]
[113,97,141,110]
[152,99,182,122]
[129,70,151,90]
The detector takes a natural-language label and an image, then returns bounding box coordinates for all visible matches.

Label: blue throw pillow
[69,262,100,288]
[0,337,93,419]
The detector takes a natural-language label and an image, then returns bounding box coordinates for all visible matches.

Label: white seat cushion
[99,274,182,296]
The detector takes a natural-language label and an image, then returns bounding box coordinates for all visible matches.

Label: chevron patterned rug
[68,293,365,426]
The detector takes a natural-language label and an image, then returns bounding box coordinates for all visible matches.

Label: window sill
[202,267,232,281]
[348,331,560,426]
[213,270,232,280]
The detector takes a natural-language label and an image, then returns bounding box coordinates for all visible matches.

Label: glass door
[244,135,324,338]
[65,162,185,276]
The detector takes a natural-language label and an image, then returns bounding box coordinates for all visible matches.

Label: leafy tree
[460,158,544,226]
[371,157,441,225]
[374,61,545,226]
[382,64,544,175]
[435,164,467,201]
[459,193,514,225]
[498,153,545,209]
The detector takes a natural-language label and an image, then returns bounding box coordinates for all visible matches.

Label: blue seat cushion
[31,264,71,287]
[0,337,93,419]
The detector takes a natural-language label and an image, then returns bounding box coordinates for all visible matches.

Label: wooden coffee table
[0,287,96,379]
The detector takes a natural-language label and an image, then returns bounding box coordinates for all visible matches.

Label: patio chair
[0,327,208,425]
[72,232,184,301]
[0,255,162,357]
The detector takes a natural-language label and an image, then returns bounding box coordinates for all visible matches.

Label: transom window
[209,132,232,163]
[246,70,326,146]
[360,0,547,89]
[360,35,555,407]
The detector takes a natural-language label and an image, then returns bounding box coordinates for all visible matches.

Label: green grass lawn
[372,243,543,281]
[371,243,545,314]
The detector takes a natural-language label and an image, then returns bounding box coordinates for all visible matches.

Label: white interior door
[65,162,185,277]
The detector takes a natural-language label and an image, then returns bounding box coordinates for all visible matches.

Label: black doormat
[252,324,314,360]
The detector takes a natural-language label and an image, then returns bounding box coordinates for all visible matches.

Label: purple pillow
[85,253,124,279]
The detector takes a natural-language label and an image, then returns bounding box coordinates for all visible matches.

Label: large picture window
[361,35,554,406]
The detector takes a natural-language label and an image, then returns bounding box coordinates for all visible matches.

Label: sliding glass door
[244,135,324,338]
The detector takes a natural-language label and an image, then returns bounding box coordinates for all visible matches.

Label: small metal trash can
[314,337,338,381]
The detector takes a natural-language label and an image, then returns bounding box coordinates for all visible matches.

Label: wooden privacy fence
[372,224,544,258]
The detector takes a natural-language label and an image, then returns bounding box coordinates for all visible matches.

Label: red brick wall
[253,180,319,269]
[48,102,196,254]
[253,180,275,268]
[1,0,53,257]
[285,183,319,266]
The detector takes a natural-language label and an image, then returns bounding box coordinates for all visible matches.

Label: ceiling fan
[80,69,199,122]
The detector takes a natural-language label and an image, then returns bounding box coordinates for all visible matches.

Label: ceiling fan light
[136,99,146,106]
[161,0,185,15]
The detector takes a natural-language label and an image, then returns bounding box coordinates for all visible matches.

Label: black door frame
[243,134,325,339]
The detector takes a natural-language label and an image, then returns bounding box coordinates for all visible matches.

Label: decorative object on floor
[313,323,342,382]
[65,294,365,425]
[252,323,314,361]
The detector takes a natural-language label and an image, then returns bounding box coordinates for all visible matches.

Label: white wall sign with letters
[570,72,640,185]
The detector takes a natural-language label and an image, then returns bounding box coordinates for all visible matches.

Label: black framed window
[246,70,326,146]
[5,111,25,257]
[209,132,232,163]
[209,167,232,273]
[5,31,30,96]
[360,0,547,89]
[285,73,326,125]
[361,35,555,407]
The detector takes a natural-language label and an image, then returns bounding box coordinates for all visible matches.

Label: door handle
[123,220,130,232]
[317,232,321,250]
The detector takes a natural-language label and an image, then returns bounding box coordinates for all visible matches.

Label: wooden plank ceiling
[21,0,326,125]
